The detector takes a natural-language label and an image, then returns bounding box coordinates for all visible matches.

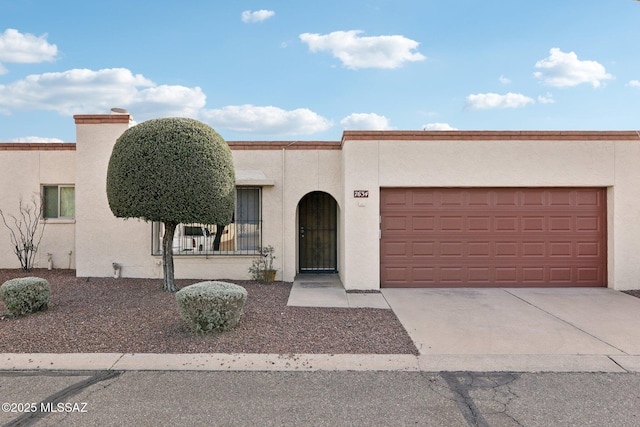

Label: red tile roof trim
[228,141,341,150]
[74,114,132,124]
[0,143,76,151]
[341,130,640,143]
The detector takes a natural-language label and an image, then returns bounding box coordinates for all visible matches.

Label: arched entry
[298,191,338,273]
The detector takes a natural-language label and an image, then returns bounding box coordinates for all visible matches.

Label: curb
[1,353,638,373]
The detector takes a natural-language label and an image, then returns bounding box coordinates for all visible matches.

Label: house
[1,112,639,290]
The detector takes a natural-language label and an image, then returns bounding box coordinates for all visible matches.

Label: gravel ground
[0,269,418,354]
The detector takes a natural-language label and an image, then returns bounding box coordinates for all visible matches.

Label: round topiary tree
[106,117,235,292]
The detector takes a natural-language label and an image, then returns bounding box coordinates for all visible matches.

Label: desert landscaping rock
[0,269,418,355]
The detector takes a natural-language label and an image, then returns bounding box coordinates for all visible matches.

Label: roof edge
[228,141,341,150]
[341,130,640,143]
[0,143,76,151]
[74,114,132,124]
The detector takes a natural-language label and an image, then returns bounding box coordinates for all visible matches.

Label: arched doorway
[298,191,338,273]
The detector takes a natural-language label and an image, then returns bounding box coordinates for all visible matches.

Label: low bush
[0,277,50,316]
[175,281,247,333]
[248,245,277,283]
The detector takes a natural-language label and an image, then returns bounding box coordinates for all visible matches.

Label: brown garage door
[380,188,606,288]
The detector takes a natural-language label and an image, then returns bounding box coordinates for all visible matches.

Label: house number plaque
[353,190,369,198]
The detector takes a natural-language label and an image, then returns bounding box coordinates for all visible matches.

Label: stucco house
[1,112,639,290]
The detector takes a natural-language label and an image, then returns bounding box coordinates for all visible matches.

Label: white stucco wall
[74,117,343,282]
[5,123,639,291]
[74,116,150,278]
[0,148,76,270]
[340,135,640,290]
[228,147,342,282]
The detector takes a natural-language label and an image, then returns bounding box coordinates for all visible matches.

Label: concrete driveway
[382,287,640,358]
[288,275,640,371]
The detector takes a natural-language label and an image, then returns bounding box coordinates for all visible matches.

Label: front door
[298,191,337,272]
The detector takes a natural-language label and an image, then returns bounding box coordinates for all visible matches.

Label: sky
[0,0,639,143]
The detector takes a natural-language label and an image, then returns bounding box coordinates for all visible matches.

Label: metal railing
[151,221,261,256]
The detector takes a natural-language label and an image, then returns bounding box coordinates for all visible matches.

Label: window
[151,187,262,256]
[43,185,75,219]
[236,188,261,252]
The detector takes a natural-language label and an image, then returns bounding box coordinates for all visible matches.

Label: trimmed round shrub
[176,281,247,333]
[1,277,50,316]
[106,117,235,225]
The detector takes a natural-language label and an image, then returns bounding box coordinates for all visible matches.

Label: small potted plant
[249,245,277,283]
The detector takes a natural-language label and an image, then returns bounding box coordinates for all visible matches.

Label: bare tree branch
[0,195,46,271]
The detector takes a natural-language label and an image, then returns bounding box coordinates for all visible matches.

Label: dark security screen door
[299,192,337,272]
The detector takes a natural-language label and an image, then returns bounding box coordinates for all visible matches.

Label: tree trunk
[213,224,225,251]
[162,221,177,292]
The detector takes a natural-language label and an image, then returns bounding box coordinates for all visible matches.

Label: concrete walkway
[3,277,640,372]
[287,274,390,309]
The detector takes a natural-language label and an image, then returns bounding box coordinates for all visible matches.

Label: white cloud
[499,75,511,84]
[537,92,555,104]
[628,80,640,88]
[241,10,275,23]
[299,30,426,69]
[10,136,64,143]
[127,84,206,118]
[340,113,392,130]
[423,123,457,130]
[201,104,332,135]
[465,92,535,110]
[534,48,613,88]
[0,68,206,118]
[0,28,58,65]
[0,67,334,137]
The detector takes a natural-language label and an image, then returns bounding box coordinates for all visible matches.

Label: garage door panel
[577,190,600,206]
[523,190,546,206]
[381,241,408,257]
[549,267,572,282]
[412,190,436,206]
[522,242,545,257]
[468,216,491,231]
[496,242,518,257]
[382,191,407,206]
[495,216,518,232]
[440,267,463,282]
[412,242,434,257]
[380,188,606,288]
[440,216,464,231]
[577,267,599,282]
[577,241,600,257]
[469,192,491,206]
[522,267,545,282]
[549,242,573,257]
[412,216,435,231]
[468,242,491,257]
[468,267,491,282]
[549,191,572,206]
[576,216,600,232]
[413,267,436,283]
[440,242,463,257]
[549,216,573,231]
[496,191,519,206]
[441,192,464,206]
[521,217,545,232]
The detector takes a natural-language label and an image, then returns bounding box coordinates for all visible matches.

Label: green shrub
[175,281,247,333]
[106,117,235,225]
[0,277,50,316]
[248,245,277,282]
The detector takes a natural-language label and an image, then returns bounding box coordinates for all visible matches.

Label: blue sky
[0,0,639,142]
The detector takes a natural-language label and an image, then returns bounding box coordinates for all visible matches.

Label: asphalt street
[2,370,639,427]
